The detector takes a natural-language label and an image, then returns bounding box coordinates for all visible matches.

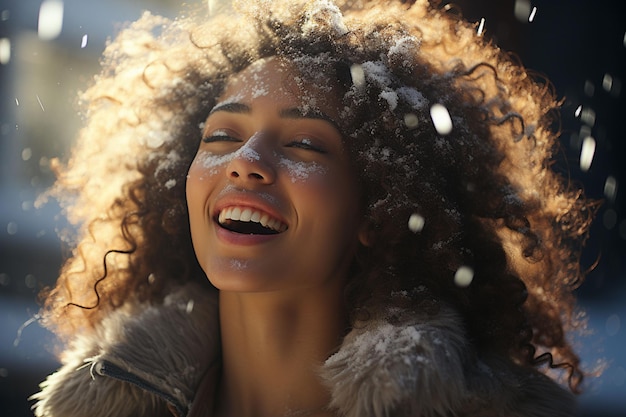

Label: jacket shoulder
[322,304,576,417]
[31,282,219,417]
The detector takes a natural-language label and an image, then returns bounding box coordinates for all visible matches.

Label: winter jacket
[31,282,576,417]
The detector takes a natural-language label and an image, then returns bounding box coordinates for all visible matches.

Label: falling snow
[408,213,425,233]
[604,176,618,201]
[430,104,453,135]
[454,266,474,288]
[403,113,419,129]
[21,148,32,161]
[0,38,10,64]
[35,95,45,112]
[6,222,17,235]
[605,314,620,337]
[513,0,531,23]
[350,64,365,88]
[579,136,596,172]
[477,18,485,36]
[38,0,64,40]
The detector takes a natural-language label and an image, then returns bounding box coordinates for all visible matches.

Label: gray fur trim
[321,306,577,417]
[32,284,576,417]
[31,283,220,417]
[321,306,469,417]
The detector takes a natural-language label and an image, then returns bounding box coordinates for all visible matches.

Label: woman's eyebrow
[279,107,340,131]
[208,103,341,132]
[209,102,251,115]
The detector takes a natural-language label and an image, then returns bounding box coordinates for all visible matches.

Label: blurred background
[0,0,624,416]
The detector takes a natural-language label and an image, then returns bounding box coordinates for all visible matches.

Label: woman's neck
[214,285,347,417]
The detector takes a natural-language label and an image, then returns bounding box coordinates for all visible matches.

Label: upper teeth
[218,206,287,232]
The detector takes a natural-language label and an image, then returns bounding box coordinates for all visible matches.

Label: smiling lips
[217,206,288,235]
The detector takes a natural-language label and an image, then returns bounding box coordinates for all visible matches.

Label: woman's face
[186,58,367,294]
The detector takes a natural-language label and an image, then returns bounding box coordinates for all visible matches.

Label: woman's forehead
[219,58,291,101]
[216,57,342,120]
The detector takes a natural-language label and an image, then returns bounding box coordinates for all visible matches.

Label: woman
[32,1,594,416]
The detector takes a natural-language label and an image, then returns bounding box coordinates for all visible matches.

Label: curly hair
[40,0,594,392]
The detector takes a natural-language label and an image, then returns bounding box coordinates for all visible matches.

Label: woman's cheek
[188,150,234,181]
[276,155,329,184]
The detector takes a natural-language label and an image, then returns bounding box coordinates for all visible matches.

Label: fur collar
[31,283,576,417]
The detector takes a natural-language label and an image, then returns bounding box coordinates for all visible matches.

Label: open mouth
[217,206,287,235]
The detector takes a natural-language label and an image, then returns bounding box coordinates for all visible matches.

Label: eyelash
[201,132,241,143]
[201,132,327,154]
[287,139,326,154]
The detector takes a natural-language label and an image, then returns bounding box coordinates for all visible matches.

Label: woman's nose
[226,132,276,185]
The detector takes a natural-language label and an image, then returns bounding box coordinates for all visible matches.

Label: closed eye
[287,139,327,154]
[202,130,242,144]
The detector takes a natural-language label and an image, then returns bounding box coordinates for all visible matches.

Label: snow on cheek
[277,155,328,183]
[192,137,262,178]
[192,150,235,178]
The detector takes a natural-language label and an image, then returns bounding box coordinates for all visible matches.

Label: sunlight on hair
[430,104,453,135]
[454,266,474,288]
[350,64,365,88]
[38,0,64,41]
[403,113,419,129]
[408,213,425,233]
[579,136,596,172]
[0,38,10,64]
